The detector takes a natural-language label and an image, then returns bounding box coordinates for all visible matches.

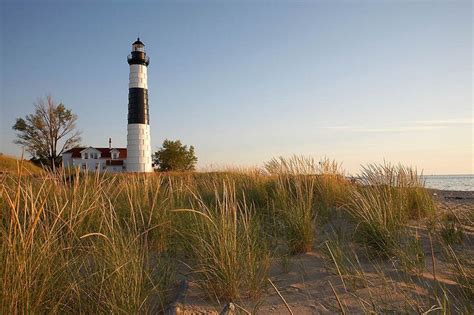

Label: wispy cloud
[321,118,473,133]
[411,118,473,126]
[323,126,438,133]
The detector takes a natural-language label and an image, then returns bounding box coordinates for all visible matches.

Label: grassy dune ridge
[0,154,43,175]
[1,156,472,313]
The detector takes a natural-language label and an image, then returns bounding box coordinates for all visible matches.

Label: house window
[84,153,88,159]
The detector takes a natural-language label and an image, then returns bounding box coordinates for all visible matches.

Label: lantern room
[132,38,145,52]
[127,37,150,66]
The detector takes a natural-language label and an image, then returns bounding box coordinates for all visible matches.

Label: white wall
[126,124,152,172]
[64,158,124,173]
[62,153,73,168]
[73,158,104,171]
[129,64,148,89]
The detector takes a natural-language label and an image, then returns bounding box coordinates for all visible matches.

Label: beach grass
[0,154,43,175]
[345,163,436,255]
[1,156,472,313]
[176,182,270,301]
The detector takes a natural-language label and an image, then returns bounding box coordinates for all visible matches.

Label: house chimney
[109,138,112,149]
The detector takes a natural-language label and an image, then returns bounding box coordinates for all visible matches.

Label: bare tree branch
[12,95,81,168]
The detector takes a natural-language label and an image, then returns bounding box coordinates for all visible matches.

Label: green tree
[153,139,197,171]
[12,95,81,168]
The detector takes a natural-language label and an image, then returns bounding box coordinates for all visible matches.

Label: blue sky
[1,0,472,174]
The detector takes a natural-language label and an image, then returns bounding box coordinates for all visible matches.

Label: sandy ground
[168,190,474,314]
[430,189,474,213]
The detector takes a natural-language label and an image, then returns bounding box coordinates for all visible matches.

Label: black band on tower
[127,51,150,66]
[128,88,149,124]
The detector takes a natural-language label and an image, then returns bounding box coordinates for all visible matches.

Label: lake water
[423,175,474,191]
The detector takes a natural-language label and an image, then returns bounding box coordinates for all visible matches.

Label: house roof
[63,147,127,159]
[80,147,101,154]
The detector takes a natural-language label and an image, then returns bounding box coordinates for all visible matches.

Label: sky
[0,0,472,175]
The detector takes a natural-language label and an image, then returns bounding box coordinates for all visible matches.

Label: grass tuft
[177,183,270,301]
[345,163,436,255]
[272,174,316,254]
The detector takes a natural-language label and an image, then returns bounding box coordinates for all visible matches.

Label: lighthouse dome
[133,38,144,46]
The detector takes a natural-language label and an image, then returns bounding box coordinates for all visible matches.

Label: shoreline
[428,189,474,200]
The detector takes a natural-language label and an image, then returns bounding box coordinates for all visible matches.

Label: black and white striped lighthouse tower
[126,38,152,172]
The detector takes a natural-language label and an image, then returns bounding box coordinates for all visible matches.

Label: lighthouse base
[126,123,153,172]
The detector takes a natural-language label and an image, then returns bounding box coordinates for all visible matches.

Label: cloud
[322,126,438,133]
[321,118,473,133]
[411,118,473,126]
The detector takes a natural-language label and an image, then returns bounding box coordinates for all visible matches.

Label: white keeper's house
[62,37,153,173]
[62,141,127,172]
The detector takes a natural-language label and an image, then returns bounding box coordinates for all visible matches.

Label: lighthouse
[126,38,152,172]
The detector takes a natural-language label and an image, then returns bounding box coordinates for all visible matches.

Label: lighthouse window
[133,44,145,52]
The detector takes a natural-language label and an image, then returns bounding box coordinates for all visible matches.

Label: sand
[168,190,474,314]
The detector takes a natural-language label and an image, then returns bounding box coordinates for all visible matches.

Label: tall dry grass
[176,183,270,301]
[314,157,352,220]
[0,168,174,313]
[272,174,316,254]
[264,155,319,176]
[4,156,471,313]
[265,156,352,253]
[0,154,43,176]
[345,163,436,254]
